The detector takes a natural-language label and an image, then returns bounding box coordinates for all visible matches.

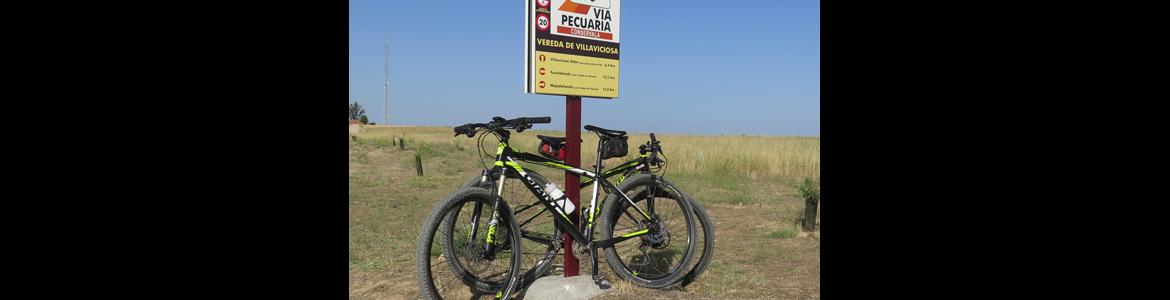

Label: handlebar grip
[454,123,486,137]
[453,124,470,136]
[524,117,551,124]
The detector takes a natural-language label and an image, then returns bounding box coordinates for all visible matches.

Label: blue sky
[350,0,819,136]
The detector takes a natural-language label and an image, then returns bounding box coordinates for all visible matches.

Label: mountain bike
[457,130,715,291]
[415,117,699,299]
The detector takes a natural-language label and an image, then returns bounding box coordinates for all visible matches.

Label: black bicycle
[456,128,715,292]
[415,117,699,299]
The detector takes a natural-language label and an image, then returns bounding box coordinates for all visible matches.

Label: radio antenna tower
[383,34,390,125]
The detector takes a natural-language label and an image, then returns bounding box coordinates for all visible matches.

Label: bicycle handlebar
[453,116,551,137]
[519,116,551,124]
[638,133,664,166]
[649,133,661,165]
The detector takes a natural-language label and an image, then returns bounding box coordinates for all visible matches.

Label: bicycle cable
[476,129,491,171]
[659,151,669,178]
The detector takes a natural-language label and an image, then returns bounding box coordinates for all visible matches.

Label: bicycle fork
[467,169,507,259]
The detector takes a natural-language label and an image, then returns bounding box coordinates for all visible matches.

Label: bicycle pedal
[572,243,590,258]
[593,276,612,290]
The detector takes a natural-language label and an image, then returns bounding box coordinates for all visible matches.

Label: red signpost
[563,95,582,276]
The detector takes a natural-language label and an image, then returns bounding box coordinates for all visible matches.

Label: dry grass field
[349,125,819,299]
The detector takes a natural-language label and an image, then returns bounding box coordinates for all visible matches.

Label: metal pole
[384,35,389,125]
[563,95,582,277]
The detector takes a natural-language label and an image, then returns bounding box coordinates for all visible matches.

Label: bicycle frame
[458,139,662,286]
[471,131,664,244]
[580,154,652,187]
[481,141,655,251]
[492,154,651,238]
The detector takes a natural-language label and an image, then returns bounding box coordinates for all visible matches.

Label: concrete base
[523,275,612,300]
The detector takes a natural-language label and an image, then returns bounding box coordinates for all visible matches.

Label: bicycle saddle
[584,125,627,137]
[536,135,565,144]
[537,135,583,144]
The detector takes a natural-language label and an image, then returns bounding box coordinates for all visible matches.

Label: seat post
[594,132,605,174]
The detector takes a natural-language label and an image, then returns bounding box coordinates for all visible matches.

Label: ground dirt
[350,127,819,299]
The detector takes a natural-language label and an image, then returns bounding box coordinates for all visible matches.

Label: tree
[349,101,366,120]
[360,115,369,125]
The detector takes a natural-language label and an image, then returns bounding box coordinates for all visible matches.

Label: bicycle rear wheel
[665,182,714,287]
[599,174,697,288]
[631,178,715,288]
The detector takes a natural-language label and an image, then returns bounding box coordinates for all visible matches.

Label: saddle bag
[600,135,628,159]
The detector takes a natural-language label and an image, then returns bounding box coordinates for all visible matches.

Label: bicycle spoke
[430,242,473,298]
[651,253,667,275]
[621,208,641,225]
[430,252,464,297]
[483,270,508,280]
[430,255,449,269]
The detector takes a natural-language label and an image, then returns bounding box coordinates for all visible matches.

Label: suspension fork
[481,166,507,253]
[467,201,485,243]
[478,142,512,253]
[466,168,490,244]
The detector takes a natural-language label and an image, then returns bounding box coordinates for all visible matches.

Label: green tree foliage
[349,101,367,120]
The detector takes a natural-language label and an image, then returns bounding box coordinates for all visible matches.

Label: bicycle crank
[572,241,591,259]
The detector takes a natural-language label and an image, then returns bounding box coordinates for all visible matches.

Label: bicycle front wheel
[416,187,522,299]
[456,169,561,292]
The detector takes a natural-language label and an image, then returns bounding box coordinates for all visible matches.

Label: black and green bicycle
[456,125,715,292]
[415,116,704,299]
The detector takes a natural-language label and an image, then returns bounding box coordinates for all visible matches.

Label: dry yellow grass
[355,126,819,182]
[653,134,819,180]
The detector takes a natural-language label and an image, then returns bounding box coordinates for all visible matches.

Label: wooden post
[399,138,405,150]
[802,194,819,231]
[415,154,423,176]
[563,95,582,277]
